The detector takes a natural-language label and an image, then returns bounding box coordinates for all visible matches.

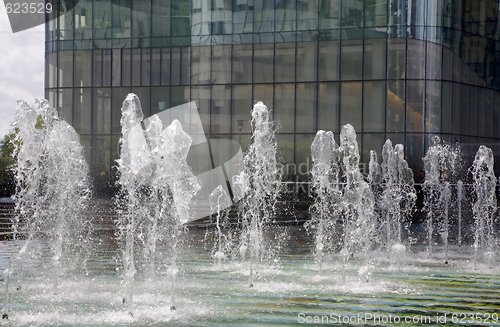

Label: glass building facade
[45,0,500,195]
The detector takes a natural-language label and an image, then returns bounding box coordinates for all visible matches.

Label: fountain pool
[1,225,500,326]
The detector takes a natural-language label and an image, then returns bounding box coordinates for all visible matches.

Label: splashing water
[233,101,281,285]
[339,124,376,261]
[208,185,232,267]
[116,94,200,313]
[7,99,91,316]
[457,180,464,246]
[422,136,461,255]
[306,130,341,272]
[379,141,416,253]
[470,145,497,265]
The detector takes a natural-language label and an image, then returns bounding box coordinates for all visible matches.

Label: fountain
[1,97,500,326]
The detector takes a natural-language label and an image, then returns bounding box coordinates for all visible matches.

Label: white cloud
[0,6,45,140]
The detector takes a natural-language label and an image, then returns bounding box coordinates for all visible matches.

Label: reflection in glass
[388,38,406,79]
[425,81,441,133]
[319,41,340,81]
[232,85,253,133]
[297,42,317,82]
[387,80,405,132]
[254,43,274,83]
[364,81,386,132]
[318,82,339,132]
[341,82,362,132]
[275,43,296,82]
[275,84,295,133]
[341,39,363,80]
[406,80,424,132]
[233,44,253,84]
[211,85,231,133]
[74,87,92,134]
[364,39,386,80]
[296,83,317,133]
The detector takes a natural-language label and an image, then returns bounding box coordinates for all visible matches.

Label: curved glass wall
[45,0,500,195]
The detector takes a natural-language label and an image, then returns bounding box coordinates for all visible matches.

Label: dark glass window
[340,82,362,132]
[318,82,339,132]
[275,43,296,82]
[192,46,211,84]
[363,81,386,132]
[59,51,73,88]
[406,80,424,132]
[254,43,274,83]
[297,42,317,82]
[93,88,112,134]
[211,85,232,133]
[341,39,363,81]
[74,87,92,134]
[387,80,405,132]
[275,84,295,133]
[212,45,231,84]
[296,83,317,133]
[319,41,340,81]
[233,44,253,84]
[364,38,386,80]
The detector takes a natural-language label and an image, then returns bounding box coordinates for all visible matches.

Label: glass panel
[152,0,170,37]
[170,85,190,107]
[318,82,339,132]
[452,51,461,82]
[102,49,112,87]
[275,0,296,32]
[425,81,441,133]
[460,84,468,135]
[47,52,57,88]
[319,0,340,29]
[74,50,92,87]
[232,85,253,134]
[254,84,274,110]
[363,81,386,132]
[406,80,424,132]
[297,42,317,82]
[151,86,171,115]
[341,0,363,28]
[407,39,425,79]
[211,85,231,133]
[131,49,141,86]
[340,82,362,132]
[276,134,294,181]
[74,87,92,134]
[319,40,340,81]
[387,38,406,79]
[93,0,111,39]
[111,87,131,134]
[192,46,211,84]
[93,88,111,134]
[161,48,171,85]
[485,89,493,138]
[275,43,296,83]
[365,0,387,27]
[233,0,253,33]
[58,88,73,125]
[275,84,295,133]
[387,80,405,132]
[122,49,131,86]
[74,0,92,39]
[297,0,318,30]
[212,45,231,84]
[477,88,485,137]
[132,0,151,37]
[233,44,253,84]
[172,48,181,85]
[468,86,477,136]
[172,0,191,35]
[112,0,131,38]
[142,48,151,86]
[388,0,406,26]
[58,51,73,88]
[151,48,161,86]
[451,82,460,134]
[442,47,452,81]
[364,39,386,80]
[426,42,442,80]
[296,83,317,133]
[494,92,500,138]
[190,86,210,133]
[112,49,121,86]
[181,47,191,85]
[254,0,274,33]
[254,43,274,83]
[93,50,102,87]
[341,39,363,80]
[441,82,451,134]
